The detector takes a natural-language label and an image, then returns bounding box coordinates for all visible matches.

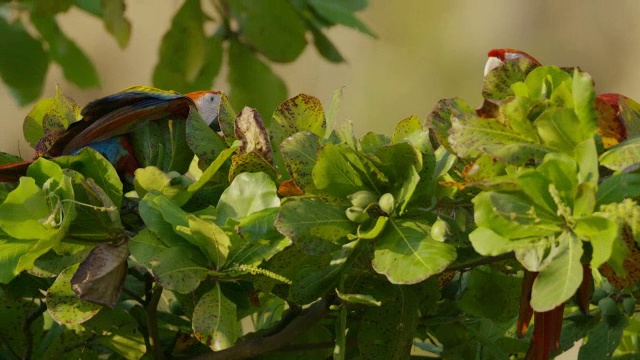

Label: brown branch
[146,286,165,360]
[190,299,328,360]
[22,301,47,360]
[446,252,515,272]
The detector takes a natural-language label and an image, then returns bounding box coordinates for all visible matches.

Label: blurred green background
[1,0,638,161]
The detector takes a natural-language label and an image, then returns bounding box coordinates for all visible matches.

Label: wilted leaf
[235,107,273,163]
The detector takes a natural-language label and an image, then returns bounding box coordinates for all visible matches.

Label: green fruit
[591,289,608,305]
[453,208,467,232]
[346,206,370,223]
[378,193,395,214]
[169,299,184,315]
[623,297,637,316]
[347,190,377,208]
[598,297,619,316]
[431,217,451,242]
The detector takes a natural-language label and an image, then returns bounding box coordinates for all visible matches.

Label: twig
[445,252,515,272]
[189,299,328,360]
[146,286,165,360]
[22,301,47,360]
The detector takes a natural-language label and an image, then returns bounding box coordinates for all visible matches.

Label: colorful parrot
[0,86,221,182]
[484,48,542,76]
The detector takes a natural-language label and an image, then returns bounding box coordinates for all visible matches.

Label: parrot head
[186,91,222,131]
[484,48,542,76]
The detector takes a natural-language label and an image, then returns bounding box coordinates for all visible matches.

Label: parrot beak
[484,56,504,76]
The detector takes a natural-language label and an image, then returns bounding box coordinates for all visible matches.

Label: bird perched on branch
[0,86,221,182]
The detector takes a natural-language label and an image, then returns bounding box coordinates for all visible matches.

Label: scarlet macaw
[0,86,221,182]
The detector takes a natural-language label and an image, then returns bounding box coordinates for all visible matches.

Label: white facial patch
[195,93,221,126]
[484,56,504,77]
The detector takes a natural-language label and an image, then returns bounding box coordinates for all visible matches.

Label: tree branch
[446,252,515,272]
[146,286,164,360]
[190,299,328,360]
[22,301,47,360]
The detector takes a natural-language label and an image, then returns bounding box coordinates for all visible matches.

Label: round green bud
[623,297,637,316]
[378,193,395,214]
[453,208,468,232]
[431,217,451,242]
[591,289,608,305]
[346,206,370,223]
[169,299,184,315]
[598,297,619,316]
[347,190,378,208]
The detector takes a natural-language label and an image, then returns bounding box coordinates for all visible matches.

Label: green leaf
[280,132,321,192]
[0,239,34,283]
[151,247,214,293]
[449,115,549,164]
[358,286,419,359]
[482,57,539,101]
[192,283,239,351]
[307,0,376,37]
[372,219,457,284]
[457,269,521,324]
[53,147,123,208]
[522,65,572,100]
[578,314,627,360]
[473,191,561,240]
[228,151,278,181]
[153,0,223,92]
[228,0,307,62]
[23,86,81,148]
[228,41,288,120]
[600,137,640,172]
[530,231,583,312]
[309,25,344,63]
[276,198,355,254]
[313,143,387,198]
[596,173,640,206]
[574,215,618,269]
[187,144,237,194]
[391,114,422,144]
[80,307,147,359]
[271,93,326,149]
[186,105,231,167]
[30,16,100,88]
[142,192,230,267]
[534,108,585,154]
[74,0,103,16]
[0,18,49,105]
[572,69,597,136]
[289,239,359,304]
[216,172,280,225]
[46,264,102,324]
[0,177,56,240]
[128,228,167,267]
[134,166,192,206]
[425,98,476,151]
[102,0,131,48]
